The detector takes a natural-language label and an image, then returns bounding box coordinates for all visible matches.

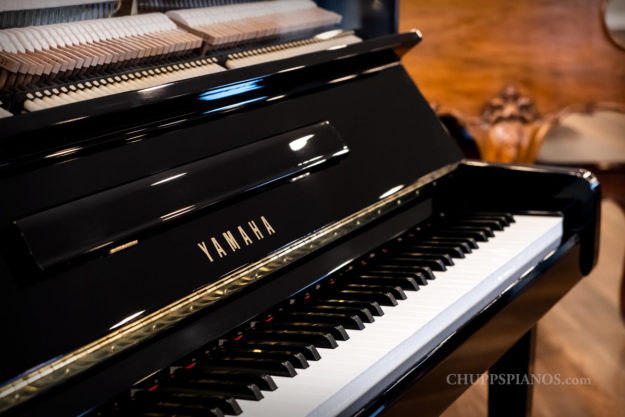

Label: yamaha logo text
[196,216,276,262]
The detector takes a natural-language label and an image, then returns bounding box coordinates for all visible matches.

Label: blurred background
[398,1,625,416]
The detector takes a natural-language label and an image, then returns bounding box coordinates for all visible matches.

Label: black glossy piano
[0,1,600,416]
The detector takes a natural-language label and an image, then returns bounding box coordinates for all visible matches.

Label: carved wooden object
[433,85,549,163]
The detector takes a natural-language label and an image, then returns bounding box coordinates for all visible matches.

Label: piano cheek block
[13,121,349,272]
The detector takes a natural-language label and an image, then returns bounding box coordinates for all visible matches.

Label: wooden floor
[440,200,625,417]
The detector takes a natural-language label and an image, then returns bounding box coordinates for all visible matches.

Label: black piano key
[461,214,510,227]
[262,322,349,341]
[138,389,241,415]
[337,283,407,300]
[450,218,505,230]
[333,289,398,306]
[364,269,430,285]
[201,356,297,377]
[421,236,478,250]
[368,264,436,280]
[253,329,338,349]
[218,349,309,369]
[167,378,263,401]
[386,252,455,266]
[313,299,384,316]
[441,225,495,238]
[465,212,515,224]
[431,230,488,242]
[376,257,447,271]
[401,245,465,258]
[297,304,375,323]
[180,367,278,391]
[283,312,365,330]
[418,239,473,253]
[424,232,480,245]
[241,340,321,361]
[134,387,242,416]
[345,275,420,291]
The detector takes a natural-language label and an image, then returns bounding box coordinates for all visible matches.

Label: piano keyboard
[93,213,562,417]
[166,1,342,48]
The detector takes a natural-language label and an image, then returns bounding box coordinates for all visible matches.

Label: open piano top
[0,0,377,117]
[0,1,600,417]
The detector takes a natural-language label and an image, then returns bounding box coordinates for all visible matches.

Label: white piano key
[0,106,12,118]
[237,214,562,417]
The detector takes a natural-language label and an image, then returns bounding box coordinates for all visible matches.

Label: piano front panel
[0,59,462,391]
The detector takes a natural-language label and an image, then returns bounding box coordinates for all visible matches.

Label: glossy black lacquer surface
[487,327,536,417]
[0,32,420,172]
[0,32,454,389]
[15,121,348,272]
[445,162,600,275]
[0,25,600,417]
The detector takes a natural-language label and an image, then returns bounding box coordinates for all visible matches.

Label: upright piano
[0,1,600,416]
